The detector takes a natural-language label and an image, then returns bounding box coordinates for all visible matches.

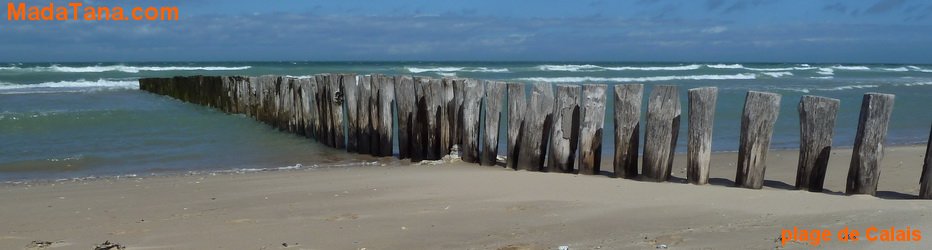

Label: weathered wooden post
[376,75,395,157]
[357,75,373,155]
[735,91,781,189]
[331,74,347,149]
[412,77,430,162]
[453,79,466,146]
[343,74,359,152]
[461,79,485,163]
[547,85,580,173]
[687,87,718,185]
[506,83,527,169]
[427,79,444,160]
[642,85,681,182]
[920,124,932,199]
[846,93,895,195]
[517,83,554,171]
[315,74,332,146]
[481,81,506,166]
[796,95,839,192]
[613,84,643,179]
[441,78,456,157]
[395,75,416,159]
[578,84,608,175]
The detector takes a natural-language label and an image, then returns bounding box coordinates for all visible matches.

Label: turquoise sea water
[1,62,930,181]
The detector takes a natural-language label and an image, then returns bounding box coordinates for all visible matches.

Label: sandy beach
[1,145,929,250]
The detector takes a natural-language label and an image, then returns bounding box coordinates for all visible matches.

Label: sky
[1,0,932,63]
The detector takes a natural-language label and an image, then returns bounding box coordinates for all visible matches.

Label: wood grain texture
[920,124,932,199]
[481,81,506,166]
[642,85,681,182]
[441,78,455,157]
[547,85,580,173]
[735,91,781,189]
[376,75,395,157]
[343,74,359,152]
[506,83,527,170]
[687,87,718,185]
[330,74,346,149]
[846,93,895,195]
[453,79,466,147]
[394,75,416,159]
[357,75,373,155]
[461,79,485,163]
[578,84,607,175]
[517,83,554,171]
[796,95,839,192]
[612,84,643,179]
[426,79,444,160]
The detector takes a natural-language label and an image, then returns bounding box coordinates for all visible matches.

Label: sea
[1,62,930,182]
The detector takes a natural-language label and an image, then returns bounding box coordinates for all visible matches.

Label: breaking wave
[405,67,509,73]
[516,73,756,83]
[0,65,252,73]
[0,79,139,94]
[536,64,701,72]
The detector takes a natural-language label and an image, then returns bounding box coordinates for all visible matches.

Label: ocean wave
[536,64,701,72]
[706,64,743,69]
[906,66,932,73]
[817,68,835,75]
[810,76,834,79]
[759,72,793,78]
[831,65,871,70]
[820,85,879,91]
[882,67,909,72]
[0,79,139,94]
[900,81,932,86]
[405,66,508,73]
[436,72,457,77]
[516,73,756,83]
[0,65,251,73]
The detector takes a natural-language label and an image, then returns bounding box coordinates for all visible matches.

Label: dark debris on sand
[94,240,126,250]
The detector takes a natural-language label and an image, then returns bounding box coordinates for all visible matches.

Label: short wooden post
[796,95,839,191]
[846,93,895,195]
[517,83,554,171]
[547,85,580,173]
[376,75,395,157]
[578,84,608,175]
[735,91,781,189]
[643,85,681,182]
[919,124,932,199]
[481,81,506,166]
[506,83,527,169]
[461,79,485,163]
[427,79,444,160]
[613,84,643,179]
[357,75,373,155]
[394,75,416,159]
[343,74,359,152]
[687,87,718,185]
[441,78,455,157]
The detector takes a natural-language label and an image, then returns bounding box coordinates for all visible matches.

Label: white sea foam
[536,64,701,72]
[900,81,932,86]
[706,64,744,69]
[0,79,139,93]
[831,65,871,70]
[516,73,756,83]
[743,67,796,71]
[405,66,508,73]
[0,65,251,73]
[817,68,835,75]
[882,67,909,72]
[760,72,793,78]
[436,72,457,77]
[819,85,879,91]
[810,76,834,79]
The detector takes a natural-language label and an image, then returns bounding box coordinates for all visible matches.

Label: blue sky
[1,0,932,63]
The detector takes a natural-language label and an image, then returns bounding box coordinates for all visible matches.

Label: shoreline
[1,145,930,249]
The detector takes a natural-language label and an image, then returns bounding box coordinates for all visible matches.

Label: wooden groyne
[139,74,931,198]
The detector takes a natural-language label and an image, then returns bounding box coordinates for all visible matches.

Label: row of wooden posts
[139,74,932,199]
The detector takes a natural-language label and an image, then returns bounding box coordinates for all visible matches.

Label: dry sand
[1,145,930,250]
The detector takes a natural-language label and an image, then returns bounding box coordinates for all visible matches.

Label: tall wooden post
[578,84,608,175]
[920,124,932,199]
[357,75,373,155]
[343,74,359,152]
[547,85,580,173]
[613,84,643,179]
[461,79,485,163]
[315,74,333,147]
[506,83,527,170]
[481,81,506,166]
[642,85,681,182]
[427,79,444,160]
[687,87,718,185]
[846,93,895,195]
[441,78,456,157]
[735,91,781,189]
[395,75,415,159]
[376,75,395,157]
[517,83,554,171]
[796,95,839,191]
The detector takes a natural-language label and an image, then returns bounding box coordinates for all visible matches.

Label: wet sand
[1,145,930,249]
